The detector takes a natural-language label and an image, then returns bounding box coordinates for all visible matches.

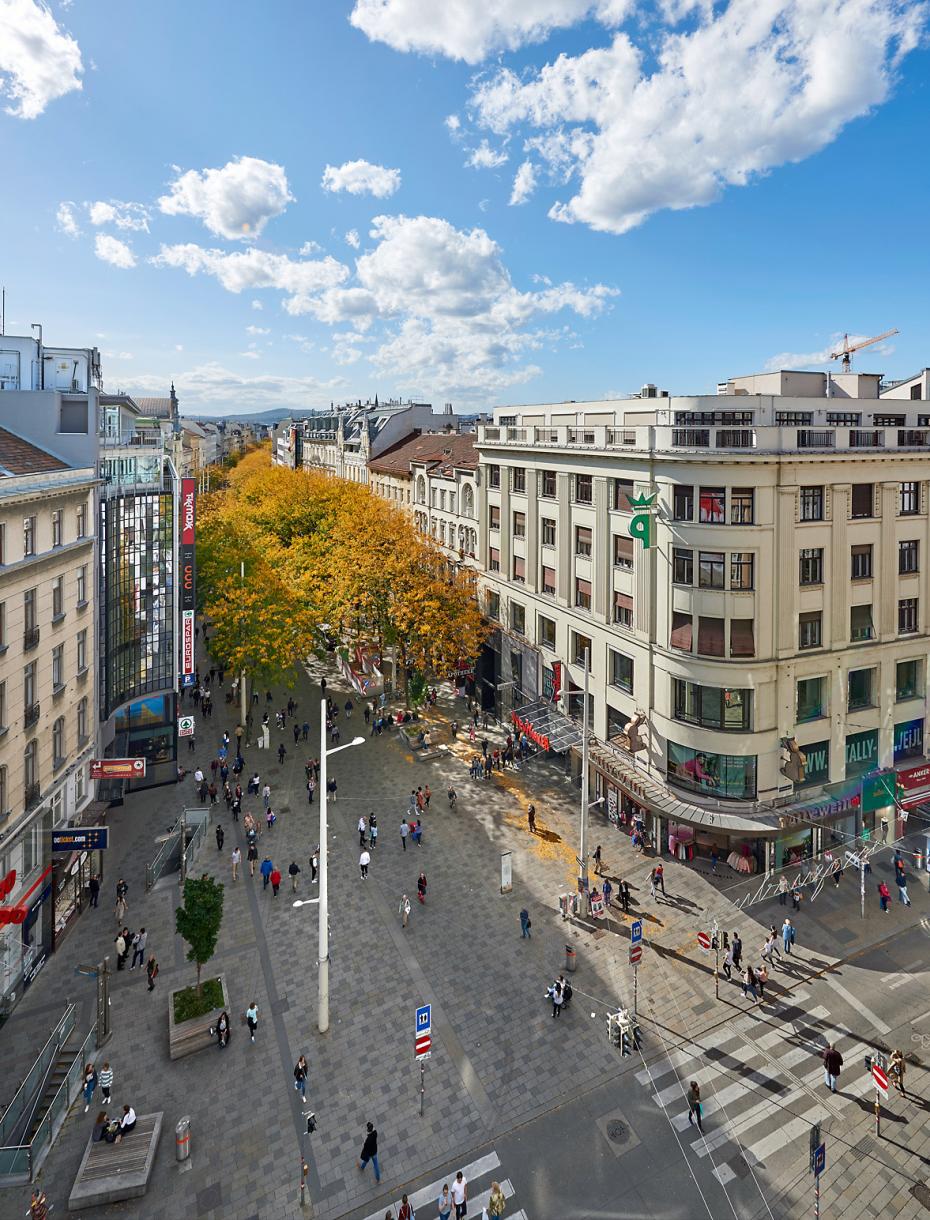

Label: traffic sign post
[711,919,720,1000]
[629,944,643,965]
[630,920,643,946]
[872,1061,889,1136]
[415,1005,432,1117]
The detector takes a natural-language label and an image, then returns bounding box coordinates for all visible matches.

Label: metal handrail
[0,1005,74,1149]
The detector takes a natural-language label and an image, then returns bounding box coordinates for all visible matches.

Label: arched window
[416,476,427,504]
[462,484,474,518]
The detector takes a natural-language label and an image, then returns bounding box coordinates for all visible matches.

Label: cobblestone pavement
[4,645,930,1220]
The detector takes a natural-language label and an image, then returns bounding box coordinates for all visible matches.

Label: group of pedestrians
[107,880,159,989]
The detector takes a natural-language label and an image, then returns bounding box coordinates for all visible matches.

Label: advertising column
[180,478,197,688]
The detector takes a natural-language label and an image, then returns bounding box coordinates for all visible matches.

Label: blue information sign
[51,827,109,853]
[631,920,643,946]
[416,1004,431,1035]
[813,1143,825,1176]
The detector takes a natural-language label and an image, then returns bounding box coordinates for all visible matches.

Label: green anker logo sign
[627,491,658,549]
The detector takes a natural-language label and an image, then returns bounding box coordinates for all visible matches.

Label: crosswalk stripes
[632,989,873,1184]
[360,1149,529,1220]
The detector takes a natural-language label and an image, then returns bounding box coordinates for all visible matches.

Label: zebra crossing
[635,989,874,1186]
[360,1149,529,1220]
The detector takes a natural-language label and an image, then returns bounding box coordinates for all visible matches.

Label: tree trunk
[196,959,202,998]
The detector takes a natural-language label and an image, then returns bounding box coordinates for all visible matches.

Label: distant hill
[194,407,303,425]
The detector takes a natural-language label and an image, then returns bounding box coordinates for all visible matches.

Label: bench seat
[68,1112,163,1210]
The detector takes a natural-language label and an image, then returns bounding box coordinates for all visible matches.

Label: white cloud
[345,229,360,249]
[764,333,895,371]
[0,0,83,118]
[103,350,135,360]
[56,201,80,237]
[157,156,294,240]
[299,240,324,255]
[251,299,263,310]
[246,324,270,335]
[239,350,261,360]
[509,160,538,205]
[321,159,401,198]
[126,362,349,414]
[349,0,630,62]
[465,139,509,170]
[470,0,925,235]
[88,200,151,232]
[445,113,461,132]
[94,234,136,269]
[175,344,184,351]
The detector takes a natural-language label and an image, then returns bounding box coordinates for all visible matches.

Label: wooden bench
[68,1112,163,1210]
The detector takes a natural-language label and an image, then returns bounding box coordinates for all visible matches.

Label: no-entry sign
[415,1033,431,1060]
[697,931,712,951]
[629,944,643,965]
[872,1063,889,1094]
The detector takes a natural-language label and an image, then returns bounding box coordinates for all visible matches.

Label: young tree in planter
[175,874,224,997]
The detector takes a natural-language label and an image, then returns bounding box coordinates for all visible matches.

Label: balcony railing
[99,431,162,448]
[849,430,883,448]
[23,627,40,651]
[796,430,836,449]
[23,702,40,729]
[716,429,755,449]
[672,428,711,448]
[898,430,930,447]
[607,429,637,446]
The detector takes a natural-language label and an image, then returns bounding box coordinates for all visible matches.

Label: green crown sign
[628,491,657,549]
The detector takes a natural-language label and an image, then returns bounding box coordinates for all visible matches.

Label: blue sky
[1,0,928,415]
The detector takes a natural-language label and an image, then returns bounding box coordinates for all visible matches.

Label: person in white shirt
[451,1170,468,1218]
[116,1105,136,1141]
[359,850,370,880]
[358,816,367,847]
[399,895,411,927]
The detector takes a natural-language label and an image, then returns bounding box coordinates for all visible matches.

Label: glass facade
[667,741,757,800]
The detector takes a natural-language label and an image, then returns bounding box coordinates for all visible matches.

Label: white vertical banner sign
[500,851,513,894]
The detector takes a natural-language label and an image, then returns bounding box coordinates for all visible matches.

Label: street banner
[180,478,196,685]
[90,758,146,780]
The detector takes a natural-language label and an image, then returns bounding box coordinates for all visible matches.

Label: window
[850,604,874,641]
[541,565,556,595]
[613,479,634,511]
[896,660,922,701]
[800,486,824,521]
[77,628,87,672]
[698,487,725,524]
[77,502,87,538]
[851,483,873,519]
[23,514,36,556]
[486,591,500,620]
[730,553,754,591]
[52,644,64,690]
[899,597,918,634]
[799,548,823,585]
[730,619,755,657]
[512,556,525,584]
[899,540,919,574]
[613,535,633,569]
[673,486,694,521]
[848,667,874,711]
[23,587,36,633]
[900,482,920,515]
[575,577,592,610]
[24,660,36,710]
[538,615,556,650]
[797,677,825,722]
[52,575,64,619]
[610,650,633,692]
[698,551,725,589]
[488,465,500,490]
[0,523,4,564]
[52,716,65,766]
[667,742,757,800]
[873,414,905,427]
[670,612,693,651]
[799,611,822,650]
[673,680,751,731]
[574,474,593,504]
[51,509,63,548]
[513,511,526,538]
[541,470,556,498]
[575,526,592,557]
[511,602,526,634]
[613,591,633,627]
[731,488,754,525]
[24,739,37,794]
[827,412,861,426]
[512,467,526,493]
[851,544,873,580]
[572,632,592,665]
[488,546,500,572]
[673,548,693,585]
[0,766,5,815]
[77,695,88,743]
[77,565,87,606]
[489,505,500,529]
[541,518,556,547]
[777,411,814,425]
[697,616,725,657]
[0,601,4,649]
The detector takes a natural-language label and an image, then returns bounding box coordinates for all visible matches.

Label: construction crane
[830,328,899,372]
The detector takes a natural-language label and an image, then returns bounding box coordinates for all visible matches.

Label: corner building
[477,370,930,872]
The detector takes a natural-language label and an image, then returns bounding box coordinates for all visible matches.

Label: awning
[511,700,583,753]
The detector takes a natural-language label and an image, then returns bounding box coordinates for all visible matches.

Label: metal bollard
[564,944,577,972]
[175,1116,191,1161]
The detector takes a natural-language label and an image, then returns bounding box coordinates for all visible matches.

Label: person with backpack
[288,860,301,892]
[687,1081,703,1131]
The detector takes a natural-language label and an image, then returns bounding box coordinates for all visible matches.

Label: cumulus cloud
[469,0,925,234]
[94,234,136,269]
[764,333,896,371]
[56,201,80,237]
[345,229,361,249]
[246,325,270,335]
[349,0,630,62]
[0,0,83,118]
[300,240,324,255]
[251,299,263,310]
[88,200,151,232]
[509,161,538,205]
[158,156,294,240]
[445,113,461,132]
[321,159,401,198]
[466,139,509,169]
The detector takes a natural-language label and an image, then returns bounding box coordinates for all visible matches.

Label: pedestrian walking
[358,816,368,847]
[722,945,734,981]
[781,918,796,954]
[742,965,759,1002]
[326,776,337,801]
[412,819,423,846]
[761,934,780,965]
[270,867,282,896]
[115,930,127,970]
[399,895,411,928]
[777,875,788,906]
[246,1001,259,1043]
[216,824,224,851]
[289,860,301,892]
[822,1043,843,1092]
[791,884,802,911]
[400,819,409,851]
[278,743,287,764]
[437,1184,453,1220]
[756,962,769,1000]
[146,954,159,991]
[687,1081,703,1131]
[310,849,318,883]
[520,908,531,938]
[890,1047,907,1095]
[260,856,273,890]
[451,1170,468,1218]
[359,849,370,880]
[98,1061,113,1104]
[831,857,843,887]
[448,784,457,808]
[620,879,631,914]
[307,776,316,804]
[878,880,891,912]
[293,723,300,745]
[593,844,603,875]
[82,1062,97,1112]
[710,847,719,874]
[488,1181,506,1218]
[654,862,666,896]
[603,878,613,909]
[895,863,911,905]
[398,1194,414,1220]
[231,847,241,881]
[368,812,378,849]
[357,1122,381,1182]
[130,928,147,970]
[294,1055,309,1099]
[89,874,100,908]
[417,871,427,904]
[424,783,431,808]
[115,878,128,922]
[262,783,272,809]
[731,932,743,970]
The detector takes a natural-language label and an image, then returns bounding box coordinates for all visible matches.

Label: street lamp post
[578,648,591,898]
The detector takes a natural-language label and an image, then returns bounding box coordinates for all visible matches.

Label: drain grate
[605,1120,628,1145]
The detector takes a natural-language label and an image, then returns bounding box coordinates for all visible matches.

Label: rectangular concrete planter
[167,973,229,1060]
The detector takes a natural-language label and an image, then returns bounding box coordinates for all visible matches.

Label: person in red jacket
[270,867,282,897]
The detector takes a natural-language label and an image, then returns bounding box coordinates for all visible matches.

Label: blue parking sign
[631,921,643,946]
[813,1144,825,1176]
[416,1004,431,1035]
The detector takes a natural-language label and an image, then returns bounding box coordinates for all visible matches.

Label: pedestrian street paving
[635,989,876,1188]
[358,1150,529,1220]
